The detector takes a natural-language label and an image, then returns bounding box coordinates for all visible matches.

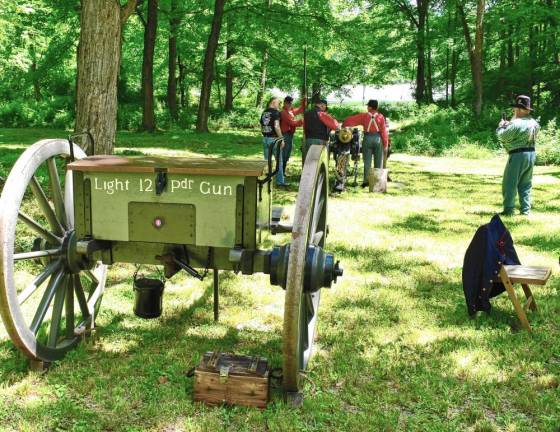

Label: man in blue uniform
[497,95,539,216]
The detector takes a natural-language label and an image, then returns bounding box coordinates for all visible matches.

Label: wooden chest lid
[67,155,268,177]
[198,352,269,378]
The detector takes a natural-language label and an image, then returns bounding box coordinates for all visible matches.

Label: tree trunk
[255,0,272,108]
[507,24,514,68]
[426,8,433,103]
[225,39,234,111]
[178,55,188,109]
[167,0,179,122]
[450,9,459,109]
[311,82,321,101]
[196,0,226,132]
[415,0,429,104]
[141,0,158,132]
[75,0,137,155]
[215,60,224,111]
[255,50,268,108]
[528,23,535,97]
[458,0,485,117]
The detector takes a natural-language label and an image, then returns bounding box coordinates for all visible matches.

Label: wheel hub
[269,245,343,292]
[61,230,92,274]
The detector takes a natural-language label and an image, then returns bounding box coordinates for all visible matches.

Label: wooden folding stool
[498,265,552,332]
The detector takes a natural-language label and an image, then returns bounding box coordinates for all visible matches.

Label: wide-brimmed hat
[511,95,533,111]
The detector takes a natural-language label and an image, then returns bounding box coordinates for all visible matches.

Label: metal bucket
[133,275,164,319]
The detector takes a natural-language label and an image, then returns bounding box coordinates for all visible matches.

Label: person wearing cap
[302,98,340,162]
[260,97,287,187]
[342,99,389,187]
[496,95,540,215]
[280,95,306,176]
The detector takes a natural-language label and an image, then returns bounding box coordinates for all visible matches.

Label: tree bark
[255,0,272,108]
[225,38,235,111]
[178,55,188,109]
[415,0,428,104]
[457,0,485,117]
[426,8,433,103]
[141,0,158,132]
[75,0,137,155]
[255,50,268,108]
[196,0,226,132]
[167,0,179,122]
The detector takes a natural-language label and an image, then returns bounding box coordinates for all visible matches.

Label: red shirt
[316,111,340,131]
[280,101,306,134]
[343,110,389,148]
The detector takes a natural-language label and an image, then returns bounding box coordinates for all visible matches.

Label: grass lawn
[0,127,559,432]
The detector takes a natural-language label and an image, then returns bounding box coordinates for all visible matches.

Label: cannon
[0,138,342,401]
[329,127,361,192]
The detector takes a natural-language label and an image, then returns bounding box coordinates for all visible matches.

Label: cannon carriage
[0,138,342,399]
[330,127,362,192]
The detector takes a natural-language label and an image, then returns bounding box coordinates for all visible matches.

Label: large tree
[75,0,137,155]
[195,0,226,132]
[140,0,159,132]
[458,0,486,117]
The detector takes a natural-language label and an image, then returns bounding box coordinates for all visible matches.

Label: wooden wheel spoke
[18,259,62,305]
[85,270,99,285]
[46,157,68,229]
[65,275,75,338]
[30,176,64,235]
[13,248,62,261]
[18,212,62,245]
[74,275,91,320]
[30,269,64,335]
[311,231,324,246]
[48,275,67,347]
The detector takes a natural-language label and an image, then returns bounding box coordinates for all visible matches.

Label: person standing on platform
[280,95,306,177]
[496,95,540,215]
[260,97,287,187]
[302,98,339,162]
[342,99,388,188]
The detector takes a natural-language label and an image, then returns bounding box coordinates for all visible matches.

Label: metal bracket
[219,366,230,384]
[155,171,167,195]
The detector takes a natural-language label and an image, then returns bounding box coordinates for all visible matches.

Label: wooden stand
[499,265,551,332]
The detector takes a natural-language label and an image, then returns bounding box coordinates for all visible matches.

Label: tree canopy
[0,0,558,147]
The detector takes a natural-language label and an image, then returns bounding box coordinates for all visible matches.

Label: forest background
[0,0,558,162]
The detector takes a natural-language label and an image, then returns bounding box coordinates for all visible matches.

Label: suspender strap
[367,113,379,133]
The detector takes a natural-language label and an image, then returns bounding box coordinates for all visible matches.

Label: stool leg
[500,267,532,332]
[521,284,537,311]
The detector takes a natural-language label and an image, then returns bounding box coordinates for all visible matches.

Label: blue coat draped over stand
[462,215,521,315]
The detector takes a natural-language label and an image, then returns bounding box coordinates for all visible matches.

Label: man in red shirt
[343,99,388,187]
[280,95,306,176]
[303,99,340,162]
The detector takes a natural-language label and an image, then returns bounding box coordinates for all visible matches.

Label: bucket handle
[133,265,165,284]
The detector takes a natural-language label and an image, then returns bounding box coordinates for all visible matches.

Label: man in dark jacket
[302,99,339,163]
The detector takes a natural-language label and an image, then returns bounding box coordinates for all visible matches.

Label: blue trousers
[263,137,285,185]
[282,133,294,174]
[362,133,383,183]
[502,151,536,214]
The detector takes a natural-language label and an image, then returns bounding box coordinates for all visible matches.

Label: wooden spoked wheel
[282,144,328,395]
[0,140,106,362]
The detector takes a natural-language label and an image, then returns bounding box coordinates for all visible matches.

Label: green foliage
[536,120,560,165]
[0,97,73,128]
[208,107,262,131]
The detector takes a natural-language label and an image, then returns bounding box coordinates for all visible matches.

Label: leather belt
[508,147,535,155]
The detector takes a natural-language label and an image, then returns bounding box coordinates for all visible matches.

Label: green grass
[0,128,559,431]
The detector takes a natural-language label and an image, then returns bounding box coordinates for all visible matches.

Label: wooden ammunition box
[192,352,270,409]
